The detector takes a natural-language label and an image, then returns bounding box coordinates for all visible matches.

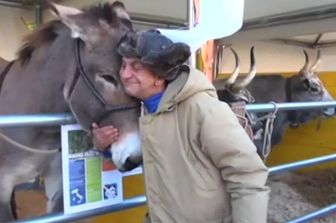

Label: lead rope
[0,131,59,154]
[231,101,278,161]
[230,101,254,140]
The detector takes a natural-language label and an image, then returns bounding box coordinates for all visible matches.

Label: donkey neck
[0,30,75,114]
[0,57,8,71]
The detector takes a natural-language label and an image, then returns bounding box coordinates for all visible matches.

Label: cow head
[287,49,335,126]
[216,46,256,103]
[215,47,265,156]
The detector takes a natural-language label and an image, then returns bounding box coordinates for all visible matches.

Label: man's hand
[92,123,119,151]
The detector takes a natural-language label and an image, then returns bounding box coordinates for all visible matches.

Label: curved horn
[309,48,321,73]
[231,46,256,91]
[225,48,240,85]
[215,45,225,79]
[299,50,310,75]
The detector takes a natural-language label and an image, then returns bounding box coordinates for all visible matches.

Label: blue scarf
[143,91,164,113]
[100,91,164,159]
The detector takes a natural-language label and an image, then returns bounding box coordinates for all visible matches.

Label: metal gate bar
[288,203,336,223]
[269,153,336,175]
[13,196,146,223]
[1,101,335,127]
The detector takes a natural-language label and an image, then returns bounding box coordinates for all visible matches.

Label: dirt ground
[268,169,336,223]
[14,169,336,223]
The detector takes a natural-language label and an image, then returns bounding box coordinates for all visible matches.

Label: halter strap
[285,78,298,126]
[74,39,140,124]
[0,61,15,92]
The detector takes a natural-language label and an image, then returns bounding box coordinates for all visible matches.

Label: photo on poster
[69,159,86,206]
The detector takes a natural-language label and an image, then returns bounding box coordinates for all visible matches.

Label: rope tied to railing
[254,101,278,161]
[230,101,278,161]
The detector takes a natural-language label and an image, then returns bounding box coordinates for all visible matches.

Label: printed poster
[61,124,124,214]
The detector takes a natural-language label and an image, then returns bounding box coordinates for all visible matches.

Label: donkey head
[50,2,141,171]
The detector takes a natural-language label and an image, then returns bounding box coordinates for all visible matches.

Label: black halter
[285,78,299,127]
[0,61,15,92]
[0,40,140,125]
[73,39,140,124]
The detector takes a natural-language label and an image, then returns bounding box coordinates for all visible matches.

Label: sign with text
[61,124,124,214]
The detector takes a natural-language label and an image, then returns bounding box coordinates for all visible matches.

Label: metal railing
[14,196,147,223]
[2,101,336,128]
[12,152,336,223]
[3,101,336,223]
[269,153,336,175]
[288,204,336,223]
[0,113,75,127]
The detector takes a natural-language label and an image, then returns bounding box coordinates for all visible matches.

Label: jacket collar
[156,65,217,113]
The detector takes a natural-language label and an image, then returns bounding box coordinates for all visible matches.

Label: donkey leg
[0,173,16,222]
[42,154,63,213]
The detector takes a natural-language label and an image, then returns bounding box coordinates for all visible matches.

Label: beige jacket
[139,66,270,223]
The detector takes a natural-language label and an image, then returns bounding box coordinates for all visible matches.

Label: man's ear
[154,78,166,87]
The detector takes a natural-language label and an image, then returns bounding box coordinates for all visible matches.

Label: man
[93,29,270,223]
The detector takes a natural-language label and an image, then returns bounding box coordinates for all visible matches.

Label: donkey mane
[17,20,60,65]
[17,2,130,65]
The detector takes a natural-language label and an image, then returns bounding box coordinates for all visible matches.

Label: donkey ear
[49,2,85,39]
[111,1,130,20]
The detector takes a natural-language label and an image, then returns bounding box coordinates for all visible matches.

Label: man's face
[120,57,158,99]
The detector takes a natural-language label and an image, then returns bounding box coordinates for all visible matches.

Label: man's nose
[121,65,133,79]
[121,67,130,79]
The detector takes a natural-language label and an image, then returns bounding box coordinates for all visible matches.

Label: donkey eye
[303,79,310,89]
[101,75,118,86]
[309,84,321,93]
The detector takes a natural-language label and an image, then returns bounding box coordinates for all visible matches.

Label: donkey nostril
[123,157,141,171]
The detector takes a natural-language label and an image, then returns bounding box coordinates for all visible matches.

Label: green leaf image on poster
[86,157,102,202]
[68,130,93,154]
